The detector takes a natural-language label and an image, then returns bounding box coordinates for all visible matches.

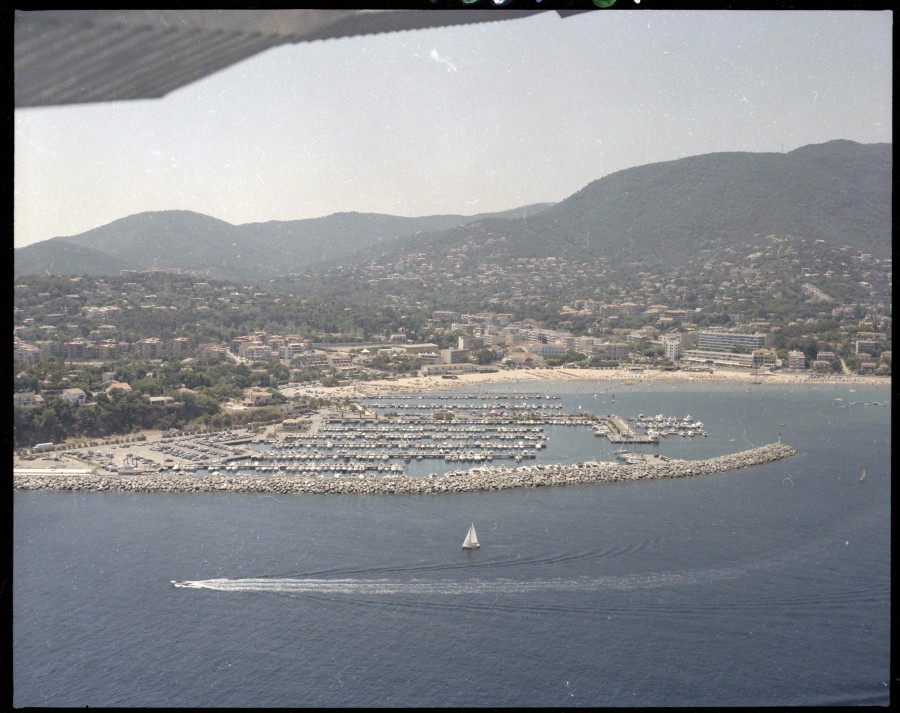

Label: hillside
[361,140,891,274]
[14,238,130,278]
[541,139,892,265]
[14,140,890,283]
[14,204,554,282]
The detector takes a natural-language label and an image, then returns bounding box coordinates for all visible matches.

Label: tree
[14,370,40,392]
[14,407,41,448]
[474,349,497,365]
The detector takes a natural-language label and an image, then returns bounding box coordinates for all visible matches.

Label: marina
[24,392,719,480]
[13,387,806,495]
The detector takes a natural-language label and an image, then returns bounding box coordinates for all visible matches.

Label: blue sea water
[13,381,891,707]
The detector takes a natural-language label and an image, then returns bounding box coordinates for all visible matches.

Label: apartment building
[596,342,630,361]
[199,343,230,361]
[696,331,771,351]
[64,340,89,359]
[240,343,274,361]
[681,347,778,369]
[531,343,569,357]
[855,340,879,355]
[168,337,190,354]
[458,335,484,351]
[787,350,807,369]
[278,342,309,360]
[663,335,683,360]
[136,338,164,358]
[440,348,470,364]
[14,342,42,363]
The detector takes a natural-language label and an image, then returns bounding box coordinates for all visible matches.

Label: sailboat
[859,468,867,481]
[461,522,480,550]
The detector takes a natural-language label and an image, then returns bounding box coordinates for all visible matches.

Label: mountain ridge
[15,204,556,281]
[14,140,890,282]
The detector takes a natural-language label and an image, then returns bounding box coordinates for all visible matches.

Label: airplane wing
[14,9,567,108]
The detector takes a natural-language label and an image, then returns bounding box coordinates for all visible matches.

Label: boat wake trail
[172,535,861,598]
[172,571,739,595]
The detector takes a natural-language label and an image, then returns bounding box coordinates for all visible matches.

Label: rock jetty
[14,443,797,496]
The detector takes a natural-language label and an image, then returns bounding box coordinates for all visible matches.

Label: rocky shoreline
[14,443,797,495]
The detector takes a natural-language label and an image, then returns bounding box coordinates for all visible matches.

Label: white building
[278,342,308,360]
[696,330,770,351]
[787,350,807,369]
[596,342,630,361]
[62,388,87,405]
[531,343,568,356]
[663,335,683,360]
[420,363,479,376]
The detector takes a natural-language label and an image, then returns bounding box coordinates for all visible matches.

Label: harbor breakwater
[14,443,797,495]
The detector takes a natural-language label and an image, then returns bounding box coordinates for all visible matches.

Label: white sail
[462,522,480,549]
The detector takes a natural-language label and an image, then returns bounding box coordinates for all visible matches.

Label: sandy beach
[317,366,890,400]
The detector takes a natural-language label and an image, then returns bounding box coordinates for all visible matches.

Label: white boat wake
[171,536,846,596]
[171,571,738,595]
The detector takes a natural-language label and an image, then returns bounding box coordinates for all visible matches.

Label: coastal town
[13,239,891,466]
[13,11,892,710]
[13,341,886,493]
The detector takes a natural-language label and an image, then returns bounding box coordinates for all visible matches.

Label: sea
[13,380,891,708]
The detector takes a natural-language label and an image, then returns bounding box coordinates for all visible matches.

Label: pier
[601,415,659,444]
[597,413,706,443]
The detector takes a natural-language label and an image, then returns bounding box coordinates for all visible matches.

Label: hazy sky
[14,9,892,249]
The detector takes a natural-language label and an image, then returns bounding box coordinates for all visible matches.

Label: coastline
[13,367,886,475]
[317,366,890,400]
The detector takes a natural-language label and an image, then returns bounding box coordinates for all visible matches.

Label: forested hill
[546,139,891,264]
[14,204,553,281]
[364,140,891,272]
